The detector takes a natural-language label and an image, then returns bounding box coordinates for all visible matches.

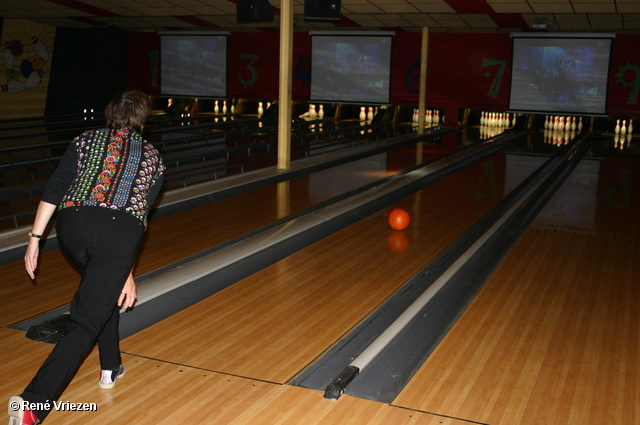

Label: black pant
[22,207,145,421]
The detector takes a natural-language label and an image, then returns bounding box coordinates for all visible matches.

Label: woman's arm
[24,201,58,279]
[26,140,79,279]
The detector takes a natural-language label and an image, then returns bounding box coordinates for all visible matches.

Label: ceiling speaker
[237,0,274,23]
[304,0,341,21]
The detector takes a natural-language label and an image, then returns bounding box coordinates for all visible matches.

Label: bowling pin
[434,110,440,125]
[318,104,324,119]
[30,32,49,61]
[214,100,219,114]
[628,119,633,134]
[24,66,47,90]
[578,116,583,131]
[257,101,264,117]
[4,35,13,70]
[222,100,227,114]
[615,119,620,134]
[359,106,366,121]
[367,106,374,121]
[1,80,25,94]
[571,116,576,132]
[621,120,627,135]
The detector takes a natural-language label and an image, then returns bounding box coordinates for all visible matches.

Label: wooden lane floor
[0,327,469,424]
[118,148,509,385]
[0,133,462,327]
[393,150,640,424]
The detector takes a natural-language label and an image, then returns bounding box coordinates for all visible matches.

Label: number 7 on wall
[481,58,507,99]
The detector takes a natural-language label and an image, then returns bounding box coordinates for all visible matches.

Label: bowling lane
[119,140,528,384]
[393,138,640,425]
[0,329,470,425]
[0,132,462,326]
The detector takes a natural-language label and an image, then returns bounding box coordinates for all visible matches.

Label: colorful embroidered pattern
[60,128,165,225]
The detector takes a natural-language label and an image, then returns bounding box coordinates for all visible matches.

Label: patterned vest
[59,127,165,226]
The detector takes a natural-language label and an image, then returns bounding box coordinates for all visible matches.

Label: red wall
[129,32,640,125]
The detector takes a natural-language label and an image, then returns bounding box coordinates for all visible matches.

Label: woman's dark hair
[104,90,150,132]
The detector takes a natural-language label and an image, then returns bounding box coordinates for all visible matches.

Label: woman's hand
[24,201,57,280]
[24,238,40,280]
[118,271,137,309]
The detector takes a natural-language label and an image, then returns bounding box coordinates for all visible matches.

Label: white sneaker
[8,396,40,424]
[99,364,125,389]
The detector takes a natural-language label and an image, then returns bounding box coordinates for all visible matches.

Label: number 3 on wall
[238,53,259,88]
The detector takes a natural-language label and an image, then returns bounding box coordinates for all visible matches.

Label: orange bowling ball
[388,208,410,230]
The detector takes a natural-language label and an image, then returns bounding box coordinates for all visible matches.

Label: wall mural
[0,20,55,119]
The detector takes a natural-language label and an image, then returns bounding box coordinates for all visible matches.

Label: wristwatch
[28,232,42,239]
